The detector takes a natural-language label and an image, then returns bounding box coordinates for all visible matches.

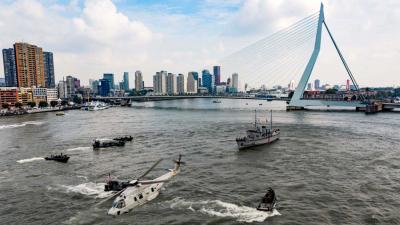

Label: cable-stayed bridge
[219,3,366,110]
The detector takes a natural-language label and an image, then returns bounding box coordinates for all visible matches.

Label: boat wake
[167,198,280,223]
[66,146,91,152]
[59,182,113,199]
[0,121,44,130]
[17,157,44,164]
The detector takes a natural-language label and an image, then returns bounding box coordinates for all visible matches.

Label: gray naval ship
[236,110,280,150]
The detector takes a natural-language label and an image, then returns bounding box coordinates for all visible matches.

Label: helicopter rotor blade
[137,159,162,180]
[96,189,125,206]
[138,179,171,185]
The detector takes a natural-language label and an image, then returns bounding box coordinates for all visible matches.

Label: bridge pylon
[288,3,365,110]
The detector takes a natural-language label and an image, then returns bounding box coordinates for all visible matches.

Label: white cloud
[0,0,399,87]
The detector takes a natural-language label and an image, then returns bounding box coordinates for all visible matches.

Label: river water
[0,99,399,225]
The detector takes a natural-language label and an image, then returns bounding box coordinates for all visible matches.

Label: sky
[0,0,399,88]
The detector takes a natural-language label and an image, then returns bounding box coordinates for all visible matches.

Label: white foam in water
[0,121,44,130]
[66,146,91,152]
[168,198,280,223]
[61,182,113,199]
[17,157,44,164]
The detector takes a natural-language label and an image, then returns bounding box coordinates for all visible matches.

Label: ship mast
[270,110,273,129]
[254,109,257,129]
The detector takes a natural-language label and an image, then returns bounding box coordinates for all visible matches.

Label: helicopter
[100,155,184,216]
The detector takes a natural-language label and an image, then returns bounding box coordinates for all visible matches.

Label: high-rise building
[213,66,221,86]
[187,72,198,94]
[43,52,55,88]
[153,71,167,94]
[307,83,312,90]
[231,73,238,92]
[123,72,129,91]
[58,80,67,99]
[135,70,143,91]
[91,80,99,95]
[314,79,320,90]
[288,80,295,91]
[103,73,114,90]
[14,42,45,87]
[202,70,214,94]
[167,73,177,95]
[346,79,350,91]
[99,78,111,96]
[2,48,17,87]
[177,74,185,94]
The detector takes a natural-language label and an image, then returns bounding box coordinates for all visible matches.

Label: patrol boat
[236,110,280,150]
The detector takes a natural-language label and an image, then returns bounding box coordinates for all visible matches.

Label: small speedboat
[45,154,69,163]
[212,100,222,103]
[113,135,133,142]
[257,187,277,212]
[93,139,125,148]
[56,111,65,116]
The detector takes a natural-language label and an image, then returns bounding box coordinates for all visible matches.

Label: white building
[58,80,67,99]
[216,85,227,94]
[187,72,198,94]
[166,73,177,95]
[232,73,239,92]
[153,71,167,95]
[46,88,58,104]
[288,80,295,91]
[135,70,143,91]
[177,74,185,95]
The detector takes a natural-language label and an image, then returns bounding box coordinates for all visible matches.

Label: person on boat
[258,187,276,210]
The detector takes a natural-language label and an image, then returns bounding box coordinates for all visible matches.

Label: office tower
[177,74,185,94]
[153,71,167,94]
[314,79,320,90]
[231,73,238,92]
[213,66,221,85]
[58,80,67,99]
[99,78,111,96]
[288,80,295,91]
[122,72,129,91]
[187,72,198,94]
[91,80,99,95]
[135,70,143,91]
[103,73,114,90]
[202,69,214,94]
[43,52,55,88]
[167,73,177,95]
[2,48,17,87]
[346,79,350,91]
[307,83,312,90]
[14,42,45,87]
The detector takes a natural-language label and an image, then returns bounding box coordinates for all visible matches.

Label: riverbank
[0,106,81,117]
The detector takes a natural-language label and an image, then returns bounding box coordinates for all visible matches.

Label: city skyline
[0,1,400,87]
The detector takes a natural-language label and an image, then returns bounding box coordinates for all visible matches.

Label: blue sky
[0,0,399,88]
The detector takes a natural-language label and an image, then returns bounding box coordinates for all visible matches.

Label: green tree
[39,101,48,108]
[50,101,58,107]
[325,88,338,94]
[72,95,82,104]
[14,102,23,108]
[27,102,36,108]
[2,103,9,109]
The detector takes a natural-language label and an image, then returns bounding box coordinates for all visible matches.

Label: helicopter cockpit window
[114,200,126,209]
